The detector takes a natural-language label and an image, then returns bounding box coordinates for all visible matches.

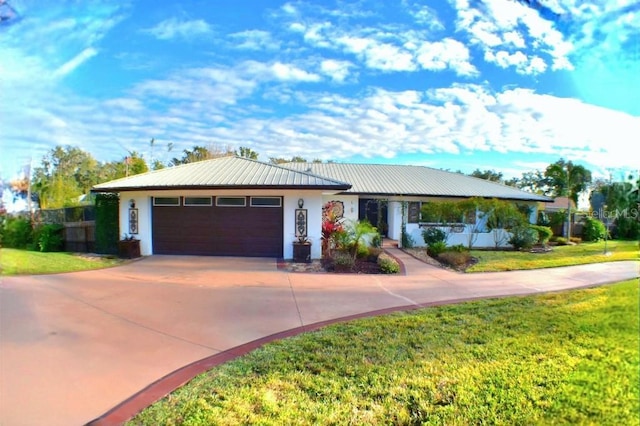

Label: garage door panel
[152,198,283,257]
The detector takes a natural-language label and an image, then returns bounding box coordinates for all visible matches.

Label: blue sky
[1,0,638,182]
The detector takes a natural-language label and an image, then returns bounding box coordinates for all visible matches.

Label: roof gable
[92,156,351,192]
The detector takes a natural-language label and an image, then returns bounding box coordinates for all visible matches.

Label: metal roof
[92,156,351,192]
[283,162,552,202]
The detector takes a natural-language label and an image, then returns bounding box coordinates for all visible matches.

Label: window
[250,197,281,207]
[407,202,420,223]
[153,197,180,206]
[184,196,212,206]
[216,197,246,207]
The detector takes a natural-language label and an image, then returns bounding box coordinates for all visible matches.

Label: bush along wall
[95,193,120,255]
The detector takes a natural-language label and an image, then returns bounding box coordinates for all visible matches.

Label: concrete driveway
[1,250,637,426]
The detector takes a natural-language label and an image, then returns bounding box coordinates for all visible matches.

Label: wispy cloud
[228,29,280,50]
[144,18,212,40]
[54,47,98,77]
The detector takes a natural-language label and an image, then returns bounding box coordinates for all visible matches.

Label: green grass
[129,280,639,425]
[0,248,123,275]
[467,240,639,272]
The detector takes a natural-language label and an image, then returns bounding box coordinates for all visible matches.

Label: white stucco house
[92,156,551,259]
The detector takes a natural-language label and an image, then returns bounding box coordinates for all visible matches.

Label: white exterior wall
[387,201,403,241]
[118,189,330,258]
[398,199,540,249]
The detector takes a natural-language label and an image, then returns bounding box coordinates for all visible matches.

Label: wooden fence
[63,221,96,253]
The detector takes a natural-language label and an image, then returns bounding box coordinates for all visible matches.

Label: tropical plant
[544,159,592,239]
[321,201,345,257]
[427,241,447,257]
[34,223,64,252]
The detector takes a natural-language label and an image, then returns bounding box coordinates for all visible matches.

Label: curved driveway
[1,249,637,426]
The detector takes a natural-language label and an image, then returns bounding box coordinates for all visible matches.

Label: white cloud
[270,62,321,82]
[450,0,574,74]
[54,47,98,77]
[144,18,212,40]
[415,38,478,76]
[229,30,280,50]
[320,59,353,82]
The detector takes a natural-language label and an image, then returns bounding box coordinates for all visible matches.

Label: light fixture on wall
[129,199,136,209]
[298,198,304,208]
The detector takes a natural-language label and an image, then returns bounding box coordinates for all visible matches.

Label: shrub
[401,223,415,248]
[422,227,447,245]
[371,233,382,248]
[1,216,33,249]
[529,225,553,244]
[448,244,467,253]
[377,253,400,274]
[427,241,447,257]
[34,224,64,252]
[569,237,582,244]
[437,251,472,270]
[508,226,538,250]
[582,217,607,242]
[332,250,354,271]
[554,237,569,245]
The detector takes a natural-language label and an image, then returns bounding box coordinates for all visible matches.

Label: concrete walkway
[0,252,637,426]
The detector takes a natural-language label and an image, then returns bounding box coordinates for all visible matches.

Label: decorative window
[250,197,281,207]
[153,197,180,206]
[184,197,212,206]
[216,197,246,207]
[407,202,420,223]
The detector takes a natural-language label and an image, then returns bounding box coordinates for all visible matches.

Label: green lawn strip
[129,280,639,425]
[467,240,639,272]
[0,248,123,275]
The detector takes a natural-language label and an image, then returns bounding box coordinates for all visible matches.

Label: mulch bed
[279,258,384,274]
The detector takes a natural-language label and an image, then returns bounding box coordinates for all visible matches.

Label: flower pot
[293,242,311,263]
[118,239,141,259]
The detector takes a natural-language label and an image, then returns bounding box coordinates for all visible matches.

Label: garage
[152,195,283,257]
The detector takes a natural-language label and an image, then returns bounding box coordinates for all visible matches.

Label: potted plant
[293,236,311,263]
[118,234,141,259]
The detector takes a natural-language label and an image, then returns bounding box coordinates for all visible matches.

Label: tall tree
[170,144,234,165]
[544,159,592,239]
[235,146,259,160]
[31,146,100,208]
[469,169,503,182]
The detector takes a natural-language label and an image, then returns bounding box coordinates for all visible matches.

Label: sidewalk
[1,254,638,426]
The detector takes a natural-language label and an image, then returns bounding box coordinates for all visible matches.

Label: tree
[269,156,308,164]
[469,169,503,182]
[100,152,149,182]
[235,146,259,160]
[31,146,100,208]
[170,144,234,166]
[544,159,592,239]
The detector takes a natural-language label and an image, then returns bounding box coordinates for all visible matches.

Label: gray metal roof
[92,156,351,192]
[283,162,552,202]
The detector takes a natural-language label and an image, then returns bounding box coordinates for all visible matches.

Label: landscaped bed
[128,280,639,425]
[405,240,639,273]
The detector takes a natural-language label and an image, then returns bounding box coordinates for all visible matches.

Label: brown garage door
[152,196,283,257]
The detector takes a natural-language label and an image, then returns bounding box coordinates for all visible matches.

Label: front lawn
[0,248,123,275]
[467,240,639,272]
[129,280,639,425]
